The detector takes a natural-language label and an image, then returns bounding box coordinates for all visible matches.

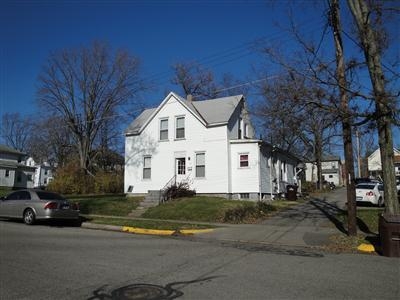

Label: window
[5,170,9,177]
[44,169,48,175]
[240,193,249,199]
[239,154,249,168]
[329,175,333,178]
[176,116,185,139]
[27,174,32,181]
[143,156,151,179]
[17,172,21,182]
[176,158,186,175]
[196,153,205,178]
[6,191,31,200]
[159,118,168,141]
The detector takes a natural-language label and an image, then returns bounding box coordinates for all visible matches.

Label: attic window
[160,118,168,141]
[176,116,185,139]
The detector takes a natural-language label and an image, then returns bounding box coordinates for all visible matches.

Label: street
[1,220,399,300]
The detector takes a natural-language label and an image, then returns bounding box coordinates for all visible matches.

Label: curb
[82,222,214,236]
[357,243,375,253]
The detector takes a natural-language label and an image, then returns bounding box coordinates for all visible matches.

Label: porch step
[128,206,148,218]
[131,190,162,214]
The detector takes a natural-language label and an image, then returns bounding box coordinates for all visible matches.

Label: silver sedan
[0,189,80,225]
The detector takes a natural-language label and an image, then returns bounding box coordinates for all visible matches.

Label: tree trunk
[347,0,399,215]
[330,0,357,235]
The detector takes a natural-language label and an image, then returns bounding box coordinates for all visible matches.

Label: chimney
[187,94,193,102]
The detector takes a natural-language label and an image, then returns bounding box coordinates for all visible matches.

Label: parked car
[0,189,80,225]
[355,182,384,207]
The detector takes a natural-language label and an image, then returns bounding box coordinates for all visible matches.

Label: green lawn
[142,196,254,222]
[339,208,384,233]
[72,195,143,216]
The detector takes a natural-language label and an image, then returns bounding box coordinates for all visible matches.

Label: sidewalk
[82,189,348,249]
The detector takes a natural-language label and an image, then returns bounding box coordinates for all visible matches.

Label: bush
[162,182,196,202]
[302,181,317,193]
[223,201,276,223]
[47,161,123,194]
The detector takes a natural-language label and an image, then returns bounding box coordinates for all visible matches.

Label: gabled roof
[125,92,244,135]
[0,144,26,156]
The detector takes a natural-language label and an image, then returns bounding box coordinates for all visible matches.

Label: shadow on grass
[309,198,376,236]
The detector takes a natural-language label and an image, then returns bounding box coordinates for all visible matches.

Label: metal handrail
[159,175,176,204]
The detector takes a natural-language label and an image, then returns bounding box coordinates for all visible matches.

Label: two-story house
[26,157,54,188]
[368,148,400,179]
[124,92,299,200]
[305,155,343,186]
[0,145,35,189]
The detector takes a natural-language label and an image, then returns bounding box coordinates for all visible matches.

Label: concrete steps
[129,190,161,217]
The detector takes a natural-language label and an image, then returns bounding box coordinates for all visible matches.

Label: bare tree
[27,116,75,166]
[37,41,146,173]
[330,0,357,235]
[257,72,339,190]
[171,62,249,100]
[171,62,218,100]
[347,0,399,215]
[1,113,33,152]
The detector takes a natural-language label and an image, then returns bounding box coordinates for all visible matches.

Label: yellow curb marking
[122,226,214,236]
[179,229,214,235]
[122,226,175,236]
[357,243,375,253]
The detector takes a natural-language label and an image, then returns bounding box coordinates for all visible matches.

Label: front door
[175,157,186,182]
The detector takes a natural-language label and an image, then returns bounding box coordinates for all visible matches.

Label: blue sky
[1,0,399,150]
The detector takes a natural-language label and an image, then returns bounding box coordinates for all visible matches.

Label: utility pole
[356,129,361,178]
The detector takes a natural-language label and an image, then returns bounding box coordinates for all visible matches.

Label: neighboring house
[124,92,300,200]
[26,157,54,188]
[368,148,400,178]
[0,145,35,189]
[305,155,343,186]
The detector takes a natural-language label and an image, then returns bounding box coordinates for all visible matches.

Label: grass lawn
[328,207,384,253]
[142,196,302,223]
[142,196,256,222]
[72,195,143,216]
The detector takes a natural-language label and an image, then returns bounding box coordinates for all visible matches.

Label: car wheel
[23,209,36,225]
[378,197,384,208]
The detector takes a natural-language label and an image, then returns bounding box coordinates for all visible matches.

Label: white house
[124,92,300,200]
[26,157,54,188]
[305,155,343,186]
[368,148,400,178]
[0,145,35,189]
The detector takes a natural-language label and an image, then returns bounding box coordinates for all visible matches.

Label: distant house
[368,148,400,178]
[124,92,300,200]
[0,145,35,189]
[26,157,54,188]
[305,155,343,186]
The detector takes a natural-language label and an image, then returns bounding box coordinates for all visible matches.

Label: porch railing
[159,175,176,204]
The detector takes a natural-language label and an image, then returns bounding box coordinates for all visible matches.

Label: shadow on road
[87,276,220,300]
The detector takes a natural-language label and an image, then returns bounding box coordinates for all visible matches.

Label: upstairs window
[5,170,10,177]
[143,156,151,179]
[196,153,205,178]
[159,118,169,141]
[239,154,249,168]
[176,116,185,139]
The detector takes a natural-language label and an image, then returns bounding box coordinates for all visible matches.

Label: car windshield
[36,191,65,200]
[356,184,375,189]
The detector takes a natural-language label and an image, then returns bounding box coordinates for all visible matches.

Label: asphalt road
[1,220,399,300]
